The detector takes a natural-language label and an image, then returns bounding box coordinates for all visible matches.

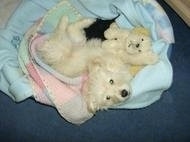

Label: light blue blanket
[0,0,61,101]
[0,0,174,109]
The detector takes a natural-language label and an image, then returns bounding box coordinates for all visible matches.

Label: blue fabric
[0,0,174,109]
[0,0,190,141]
[0,0,60,101]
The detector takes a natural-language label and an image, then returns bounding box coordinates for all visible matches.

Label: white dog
[37,16,133,113]
[102,23,159,65]
[82,54,133,113]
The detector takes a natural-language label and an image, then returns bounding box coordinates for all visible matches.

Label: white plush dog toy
[102,23,159,66]
[37,16,133,113]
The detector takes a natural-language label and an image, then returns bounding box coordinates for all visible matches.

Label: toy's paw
[102,39,124,55]
[146,52,159,65]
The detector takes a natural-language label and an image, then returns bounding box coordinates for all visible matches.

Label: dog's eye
[109,79,114,85]
[141,38,144,41]
[106,96,111,100]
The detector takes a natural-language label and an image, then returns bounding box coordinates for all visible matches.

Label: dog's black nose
[121,89,130,98]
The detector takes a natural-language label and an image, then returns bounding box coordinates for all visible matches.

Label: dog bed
[0,0,174,124]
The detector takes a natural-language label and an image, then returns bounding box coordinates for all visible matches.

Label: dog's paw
[56,16,69,32]
[37,40,68,66]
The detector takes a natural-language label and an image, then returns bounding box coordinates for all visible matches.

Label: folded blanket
[0,0,174,124]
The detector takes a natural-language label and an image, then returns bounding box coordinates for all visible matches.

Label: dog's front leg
[125,51,159,65]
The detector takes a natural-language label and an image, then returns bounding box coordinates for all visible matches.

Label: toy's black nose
[136,43,140,48]
[121,89,130,98]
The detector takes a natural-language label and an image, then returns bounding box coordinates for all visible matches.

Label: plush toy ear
[129,65,144,77]
[131,27,150,36]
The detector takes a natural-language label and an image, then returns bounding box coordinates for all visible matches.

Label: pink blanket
[27,34,93,124]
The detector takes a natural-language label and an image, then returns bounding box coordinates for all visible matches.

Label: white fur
[37,16,132,113]
[83,56,132,113]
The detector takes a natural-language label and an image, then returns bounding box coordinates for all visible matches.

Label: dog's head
[84,56,132,113]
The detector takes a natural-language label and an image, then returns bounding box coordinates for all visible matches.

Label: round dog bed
[0,0,174,124]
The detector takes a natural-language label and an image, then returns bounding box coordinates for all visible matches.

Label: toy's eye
[106,96,111,100]
[109,79,114,85]
[141,38,144,41]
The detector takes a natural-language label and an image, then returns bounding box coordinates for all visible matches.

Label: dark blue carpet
[0,0,190,141]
